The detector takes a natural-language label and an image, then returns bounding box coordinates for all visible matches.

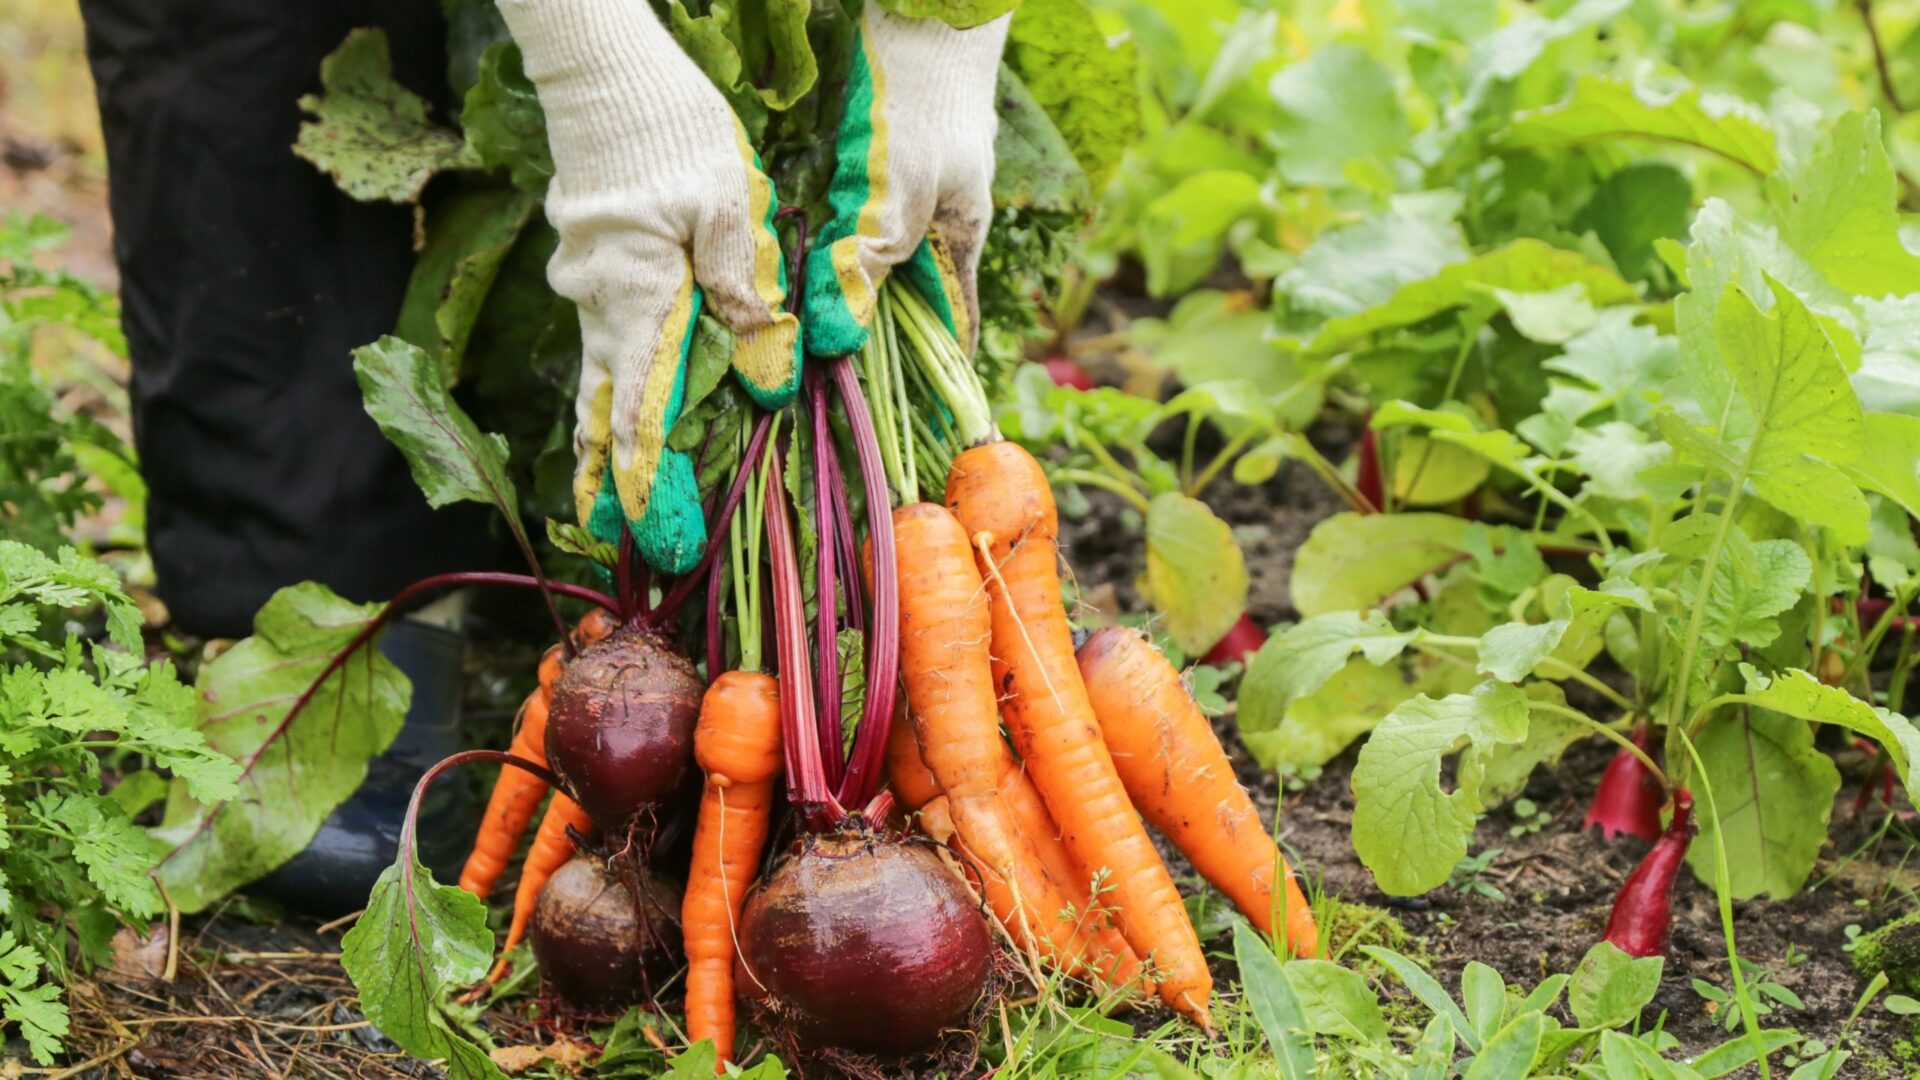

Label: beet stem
[766,442,844,828]
[811,372,848,790]
[655,412,776,636]
[831,358,900,810]
[616,528,636,624]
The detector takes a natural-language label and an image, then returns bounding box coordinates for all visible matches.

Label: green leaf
[1460,962,1506,1041]
[1232,923,1314,1077]
[1005,0,1140,191]
[1462,1012,1546,1080]
[1478,685,1589,806]
[1240,611,1414,732]
[1843,413,1920,519]
[1141,493,1248,655]
[1477,620,1570,683]
[153,583,410,912]
[1491,283,1597,345]
[1569,942,1664,1030]
[1599,1030,1707,1079]
[1276,212,1469,321]
[1391,435,1490,506]
[352,336,523,528]
[1772,110,1920,298]
[1671,522,1809,691]
[342,854,506,1080]
[0,933,67,1065]
[1688,1030,1803,1077]
[1362,946,1480,1053]
[1242,659,1414,771]
[1686,708,1839,899]
[1712,278,1869,542]
[752,0,818,109]
[991,66,1093,212]
[871,0,1018,29]
[1574,163,1693,283]
[1731,665,1920,806]
[394,185,539,382]
[1500,75,1778,175]
[47,793,167,916]
[1281,959,1388,1042]
[1136,170,1265,296]
[1289,512,1471,617]
[1351,682,1531,895]
[1301,240,1636,357]
[1267,44,1407,187]
[293,29,479,204]
[461,43,552,194]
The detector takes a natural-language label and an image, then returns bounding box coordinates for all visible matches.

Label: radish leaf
[1499,76,1777,175]
[1141,492,1247,654]
[1685,708,1838,898]
[1352,682,1530,895]
[1289,512,1470,616]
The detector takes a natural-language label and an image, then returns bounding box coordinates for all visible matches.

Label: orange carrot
[946,441,1212,1028]
[886,707,942,813]
[892,502,1095,973]
[1078,627,1319,957]
[459,611,621,899]
[996,758,1150,993]
[485,791,593,985]
[682,671,782,1070]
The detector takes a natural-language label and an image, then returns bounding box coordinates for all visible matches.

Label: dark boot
[248,618,468,918]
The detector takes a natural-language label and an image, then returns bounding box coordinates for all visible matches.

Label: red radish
[529,854,683,1010]
[735,830,994,1051]
[1201,614,1267,667]
[1583,723,1663,843]
[545,627,703,834]
[1039,357,1094,391]
[1602,789,1693,958]
[1354,420,1383,512]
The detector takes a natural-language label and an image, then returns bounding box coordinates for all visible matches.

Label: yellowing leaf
[1142,493,1247,654]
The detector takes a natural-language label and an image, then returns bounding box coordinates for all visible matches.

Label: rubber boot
[248,618,468,918]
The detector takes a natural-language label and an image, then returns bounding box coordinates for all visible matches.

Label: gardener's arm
[497,0,800,575]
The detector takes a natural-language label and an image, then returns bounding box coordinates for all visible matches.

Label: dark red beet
[545,628,702,832]
[1583,723,1663,843]
[1355,421,1383,511]
[1039,357,1094,391]
[1602,790,1693,958]
[1201,614,1267,667]
[529,855,683,1010]
[736,830,993,1053]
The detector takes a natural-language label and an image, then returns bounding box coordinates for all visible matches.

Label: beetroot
[1602,790,1693,958]
[1039,357,1094,391]
[1583,723,1663,843]
[529,854,683,1009]
[545,628,702,832]
[736,830,993,1052]
[1201,614,1267,667]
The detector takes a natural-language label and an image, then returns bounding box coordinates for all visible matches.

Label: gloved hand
[499,0,801,574]
[805,4,1011,356]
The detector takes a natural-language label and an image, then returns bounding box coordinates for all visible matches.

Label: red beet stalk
[1201,613,1267,667]
[1355,419,1383,513]
[1583,722,1664,843]
[1601,789,1693,958]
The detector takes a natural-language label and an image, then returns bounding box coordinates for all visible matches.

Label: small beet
[1583,723,1663,843]
[737,829,993,1053]
[1602,790,1693,958]
[1201,614,1267,668]
[1039,357,1094,391]
[545,628,702,832]
[529,854,683,1009]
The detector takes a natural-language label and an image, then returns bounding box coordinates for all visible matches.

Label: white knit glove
[499,0,801,574]
[804,5,1010,358]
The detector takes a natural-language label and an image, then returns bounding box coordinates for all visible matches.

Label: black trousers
[78,0,500,637]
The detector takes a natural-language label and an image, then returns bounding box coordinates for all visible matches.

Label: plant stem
[657,412,775,631]
[1529,701,1668,791]
[833,358,901,810]
[1053,469,1152,513]
[810,373,847,791]
[1414,634,1634,712]
[1675,731,1772,1080]
[1189,426,1258,498]
[1665,463,1750,768]
[765,444,843,829]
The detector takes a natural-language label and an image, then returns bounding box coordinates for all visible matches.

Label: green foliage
[0,542,239,1062]
[0,213,131,554]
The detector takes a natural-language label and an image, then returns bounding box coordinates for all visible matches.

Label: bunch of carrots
[430,278,1318,1067]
